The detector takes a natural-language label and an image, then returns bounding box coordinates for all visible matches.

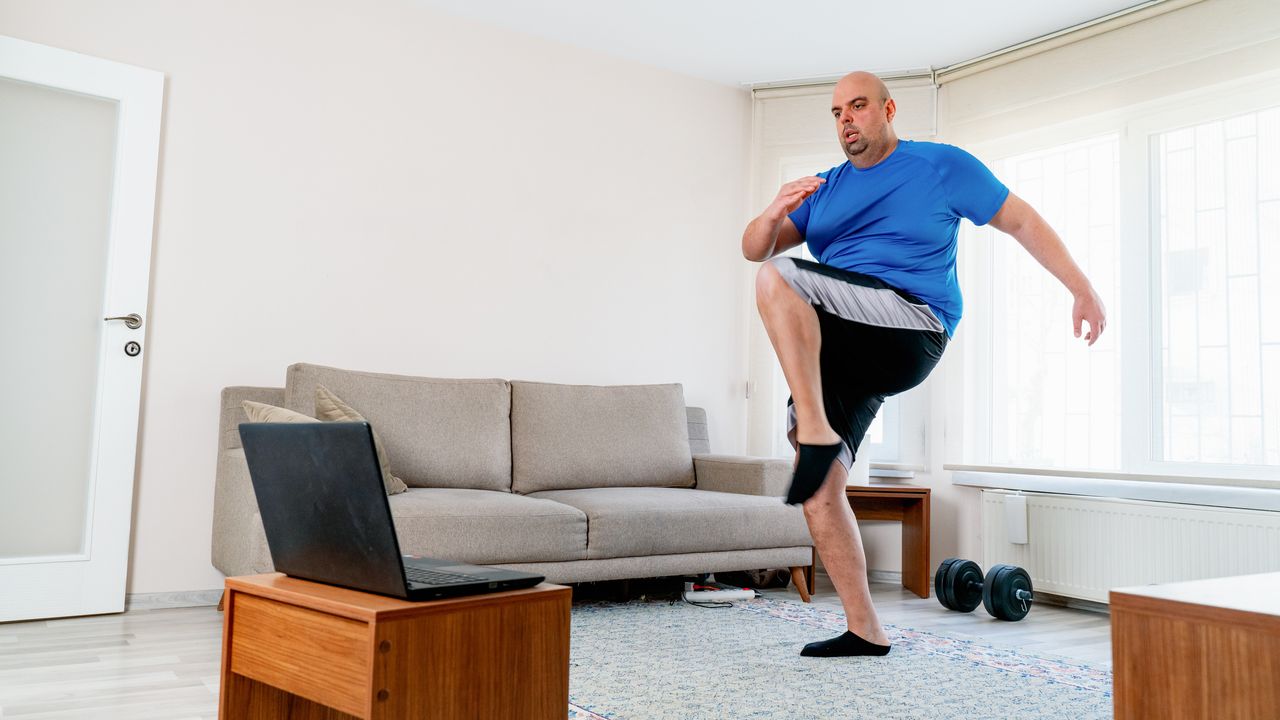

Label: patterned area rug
[565,595,1112,719]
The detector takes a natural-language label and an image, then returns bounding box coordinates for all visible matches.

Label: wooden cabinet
[219,573,571,719]
[1111,572,1280,719]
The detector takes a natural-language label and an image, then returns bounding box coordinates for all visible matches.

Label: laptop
[238,421,545,601]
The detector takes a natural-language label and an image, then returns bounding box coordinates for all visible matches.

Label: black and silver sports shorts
[771,256,948,470]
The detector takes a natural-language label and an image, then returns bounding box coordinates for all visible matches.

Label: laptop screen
[238,421,409,597]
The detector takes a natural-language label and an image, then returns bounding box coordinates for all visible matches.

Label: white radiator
[980,489,1280,603]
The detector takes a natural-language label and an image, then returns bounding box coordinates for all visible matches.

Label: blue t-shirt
[788,140,1009,337]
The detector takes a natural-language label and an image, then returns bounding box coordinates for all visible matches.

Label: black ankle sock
[800,630,892,657]
[785,441,843,505]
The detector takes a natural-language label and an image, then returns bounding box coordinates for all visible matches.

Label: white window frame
[950,69,1280,485]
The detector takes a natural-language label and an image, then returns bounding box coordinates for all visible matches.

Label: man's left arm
[987,192,1108,346]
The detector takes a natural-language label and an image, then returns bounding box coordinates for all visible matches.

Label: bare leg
[756,260,887,645]
[755,262,840,446]
[798,451,889,645]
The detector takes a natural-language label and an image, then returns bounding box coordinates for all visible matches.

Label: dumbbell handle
[964,582,1034,601]
[962,579,1034,597]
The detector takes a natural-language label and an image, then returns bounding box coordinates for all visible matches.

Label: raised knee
[802,493,840,519]
[802,480,848,517]
[755,260,789,304]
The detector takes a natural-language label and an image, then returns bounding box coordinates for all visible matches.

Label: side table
[218,573,571,719]
[845,483,931,598]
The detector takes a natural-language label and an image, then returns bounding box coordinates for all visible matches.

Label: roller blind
[937,0,1280,145]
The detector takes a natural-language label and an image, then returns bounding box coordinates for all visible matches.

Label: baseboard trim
[125,589,223,611]
[866,570,903,585]
[1034,591,1112,615]
[813,569,906,586]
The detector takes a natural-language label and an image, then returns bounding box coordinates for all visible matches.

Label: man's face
[830,82,893,159]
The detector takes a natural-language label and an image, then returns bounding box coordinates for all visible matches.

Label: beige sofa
[211,363,815,594]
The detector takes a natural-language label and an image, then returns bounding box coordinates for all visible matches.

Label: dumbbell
[934,558,1034,621]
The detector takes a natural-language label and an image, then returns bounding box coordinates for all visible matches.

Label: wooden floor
[0,574,1111,719]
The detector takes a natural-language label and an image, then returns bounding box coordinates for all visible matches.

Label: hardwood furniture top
[1110,571,1280,632]
[225,573,571,622]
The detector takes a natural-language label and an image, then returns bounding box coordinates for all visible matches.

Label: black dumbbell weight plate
[934,558,959,609]
[944,559,984,613]
[983,564,1033,621]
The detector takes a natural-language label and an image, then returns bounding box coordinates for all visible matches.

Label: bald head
[835,71,892,105]
[830,71,898,168]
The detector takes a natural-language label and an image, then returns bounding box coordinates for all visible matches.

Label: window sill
[949,468,1280,513]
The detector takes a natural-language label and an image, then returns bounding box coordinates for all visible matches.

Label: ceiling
[416,0,1150,86]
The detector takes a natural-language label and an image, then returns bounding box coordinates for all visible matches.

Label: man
[742,71,1106,658]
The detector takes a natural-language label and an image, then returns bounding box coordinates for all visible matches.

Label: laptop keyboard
[404,566,484,586]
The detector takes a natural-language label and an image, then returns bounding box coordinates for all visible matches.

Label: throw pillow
[241,400,319,425]
[240,399,408,496]
[312,385,409,495]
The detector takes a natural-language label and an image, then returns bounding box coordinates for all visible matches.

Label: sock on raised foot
[800,630,892,657]
[785,441,844,505]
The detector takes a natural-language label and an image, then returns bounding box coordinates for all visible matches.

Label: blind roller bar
[750,0,1203,92]
[935,0,1204,84]
[752,68,934,94]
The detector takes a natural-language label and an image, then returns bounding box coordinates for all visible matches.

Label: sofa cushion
[528,487,811,560]
[284,363,512,491]
[511,381,695,493]
[388,488,587,564]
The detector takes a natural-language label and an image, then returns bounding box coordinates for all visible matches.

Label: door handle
[104,313,143,329]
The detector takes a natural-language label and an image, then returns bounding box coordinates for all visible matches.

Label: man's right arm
[742,214,803,262]
[741,176,824,262]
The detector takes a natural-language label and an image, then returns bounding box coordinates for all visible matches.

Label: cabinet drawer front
[230,593,371,717]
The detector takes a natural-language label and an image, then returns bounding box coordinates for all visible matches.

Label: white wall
[1,0,752,594]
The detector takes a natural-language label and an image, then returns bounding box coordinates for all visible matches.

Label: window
[1156,107,1280,466]
[969,135,1122,470]
[955,78,1280,483]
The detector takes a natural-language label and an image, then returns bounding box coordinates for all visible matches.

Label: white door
[0,36,163,621]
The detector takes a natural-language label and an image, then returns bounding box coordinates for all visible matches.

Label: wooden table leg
[901,497,929,598]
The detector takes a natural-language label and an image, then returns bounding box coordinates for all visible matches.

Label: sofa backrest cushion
[510,380,695,494]
[284,363,512,491]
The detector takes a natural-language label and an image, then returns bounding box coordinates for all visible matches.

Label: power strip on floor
[681,582,755,602]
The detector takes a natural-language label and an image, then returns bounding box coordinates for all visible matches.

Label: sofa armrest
[219,385,285,451]
[692,454,791,498]
[211,447,271,577]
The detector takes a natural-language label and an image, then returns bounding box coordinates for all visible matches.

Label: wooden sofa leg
[216,591,225,612]
[789,567,812,603]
